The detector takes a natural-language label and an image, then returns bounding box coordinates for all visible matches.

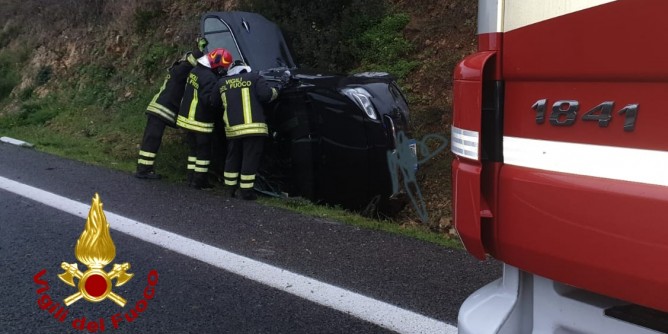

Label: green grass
[352,13,419,80]
[0,108,462,251]
[260,197,461,249]
[0,105,461,248]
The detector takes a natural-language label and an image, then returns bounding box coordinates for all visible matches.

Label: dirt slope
[391,0,477,231]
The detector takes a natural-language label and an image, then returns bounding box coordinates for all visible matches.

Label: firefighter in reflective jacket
[176,48,233,189]
[135,38,209,179]
[212,60,279,200]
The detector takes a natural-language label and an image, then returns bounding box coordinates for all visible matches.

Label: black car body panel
[201,11,411,213]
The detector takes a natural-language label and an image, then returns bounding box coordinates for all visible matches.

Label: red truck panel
[453,0,668,312]
[503,0,668,82]
[495,0,668,311]
[452,51,497,259]
[493,166,668,312]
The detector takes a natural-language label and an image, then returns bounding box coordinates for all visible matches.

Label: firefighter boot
[134,165,162,180]
[222,185,237,198]
[238,189,257,201]
[186,171,194,186]
[191,172,214,190]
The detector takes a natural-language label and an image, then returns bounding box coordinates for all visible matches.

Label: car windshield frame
[201,12,297,71]
[202,15,245,64]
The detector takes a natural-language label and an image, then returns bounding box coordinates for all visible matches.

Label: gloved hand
[197,37,208,52]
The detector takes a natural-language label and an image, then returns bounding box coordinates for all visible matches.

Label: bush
[0,51,20,102]
[36,65,53,86]
[353,13,418,79]
[237,0,416,80]
[0,101,57,128]
[134,2,164,34]
[74,64,118,108]
[239,0,388,72]
[16,101,58,126]
[18,87,34,101]
[142,43,178,79]
[0,25,20,49]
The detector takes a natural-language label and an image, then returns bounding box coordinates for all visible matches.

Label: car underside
[202,11,412,215]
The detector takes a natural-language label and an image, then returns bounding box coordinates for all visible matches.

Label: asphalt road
[0,142,500,333]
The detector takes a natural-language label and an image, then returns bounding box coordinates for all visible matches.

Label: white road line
[0,176,457,334]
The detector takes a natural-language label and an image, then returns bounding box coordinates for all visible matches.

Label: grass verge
[260,196,461,249]
[1,117,460,249]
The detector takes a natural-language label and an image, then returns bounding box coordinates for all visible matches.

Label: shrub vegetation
[239,0,412,79]
[0,51,21,102]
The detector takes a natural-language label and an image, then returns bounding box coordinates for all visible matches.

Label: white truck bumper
[458,264,661,334]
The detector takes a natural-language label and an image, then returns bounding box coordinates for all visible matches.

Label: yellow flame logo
[75,195,115,268]
[58,194,133,307]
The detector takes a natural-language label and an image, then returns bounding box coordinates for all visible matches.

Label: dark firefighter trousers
[137,114,168,173]
[224,136,264,190]
[186,131,213,183]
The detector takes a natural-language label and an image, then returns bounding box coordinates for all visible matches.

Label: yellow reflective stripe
[146,103,176,120]
[194,167,208,172]
[222,92,229,127]
[224,180,238,186]
[187,156,196,170]
[148,75,169,105]
[225,128,268,137]
[270,88,278,102]
[240,174,255,189]
[225,123,268,138]
[137,159,154,166]
[177,122,214,133]
[186,54,197,66]
[239,182,254,189]
[188,89,198,120]
[242,87,252,124]
[139,150,156,158]
[224,172,239,178]
[196,160,210,166]
[176,116,214,133]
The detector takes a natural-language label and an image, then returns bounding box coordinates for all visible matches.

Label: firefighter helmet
[207,48,233,70]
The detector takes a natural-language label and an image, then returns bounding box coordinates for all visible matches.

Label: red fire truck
[451,1,668,332]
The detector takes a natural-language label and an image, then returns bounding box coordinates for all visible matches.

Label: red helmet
[207,48,233,70]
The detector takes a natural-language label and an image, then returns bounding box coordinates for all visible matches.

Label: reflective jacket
[146,52,199,127]
[213,71,278,139]
[176,64,219,133]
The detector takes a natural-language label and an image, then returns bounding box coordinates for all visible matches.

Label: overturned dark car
[202,12,412,214]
